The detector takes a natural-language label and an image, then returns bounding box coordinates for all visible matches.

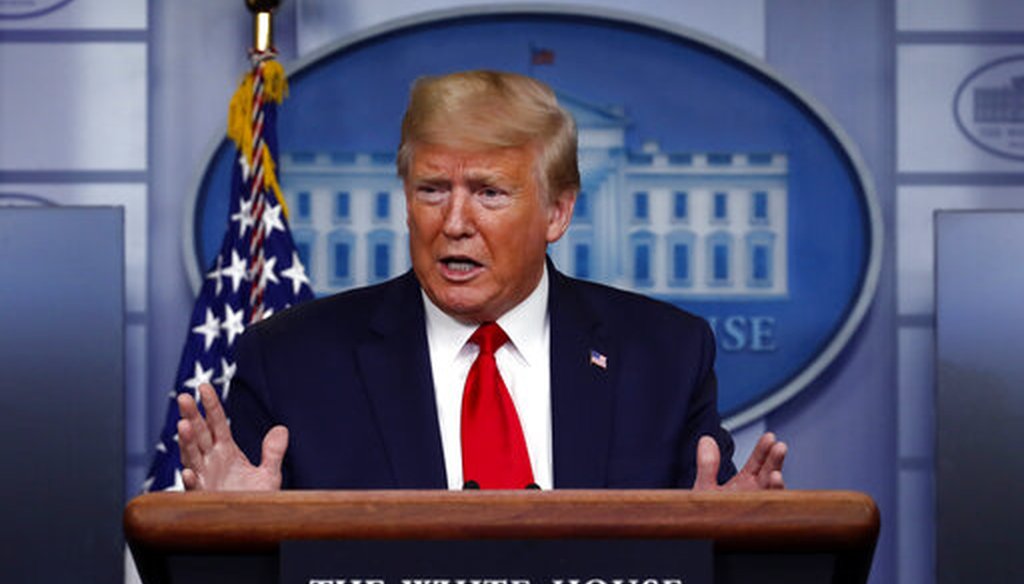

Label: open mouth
[440,256,483,274]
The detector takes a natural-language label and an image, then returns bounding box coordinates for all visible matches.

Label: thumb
[693,435,721,491]
[260,425,289,474]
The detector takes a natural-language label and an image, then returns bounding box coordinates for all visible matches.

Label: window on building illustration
[373,244,390,280]
[635,245,651,283]
[706,231,732,287]
[630,231,655,288]
[673,191,688,221]
[575,191,590,223]
[753,245,769,280]
[667,230,695,288]
[713,245,729,280]
[707,153,732,166]
[367,229,395,283]
[674,244,690,281]
[328,229,355,288]
[334,191,350,221]
[374,192,390,220]
[713,192,728,221]
[751,191,769,223]
[334,243,351,280]
[294,191,311,222]
[746,231,775,288]
[633,192,649,221]
[574,244,590,279]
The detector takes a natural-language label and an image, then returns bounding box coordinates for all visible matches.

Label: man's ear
[545,189,577,244]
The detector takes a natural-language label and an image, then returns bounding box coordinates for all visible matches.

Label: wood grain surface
[124,490,879,553]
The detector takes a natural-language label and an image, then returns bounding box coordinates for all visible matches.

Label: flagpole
[246,0,279,54]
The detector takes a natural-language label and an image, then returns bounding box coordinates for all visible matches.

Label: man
[177,70,786,491]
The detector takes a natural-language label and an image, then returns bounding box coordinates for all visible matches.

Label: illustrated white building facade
[281,95,788,300]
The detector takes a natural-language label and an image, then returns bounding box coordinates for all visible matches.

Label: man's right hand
[177,383,288,491]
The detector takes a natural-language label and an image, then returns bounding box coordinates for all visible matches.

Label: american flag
[143,53,314,492]
[530,46,555,66]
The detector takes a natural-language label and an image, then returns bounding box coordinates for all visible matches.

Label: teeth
[445,260,477,272]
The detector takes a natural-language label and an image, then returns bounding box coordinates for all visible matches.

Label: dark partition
[936,210,1024,584]
[0,207,125,582]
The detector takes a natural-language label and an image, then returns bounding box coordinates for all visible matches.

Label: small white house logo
[954,55,1024,161]
[0,0,74,19]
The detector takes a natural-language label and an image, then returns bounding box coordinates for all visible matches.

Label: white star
[206,254,224,296]
[281,251,311,295]
[259,306,275,321]
[170,469,185,491]
[231,196,256,238]
[191,308,221,351]
[238,152,251,181]
[183,361,214,397]
[221,304,246,346]
[221,250,248,293]
[262,201,286,237]
[215,358,238,401]
[259,255,280,289]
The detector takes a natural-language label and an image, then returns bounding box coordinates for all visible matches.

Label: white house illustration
[280,94,788,300]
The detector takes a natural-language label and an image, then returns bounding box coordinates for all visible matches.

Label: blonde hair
[397,70,580,201]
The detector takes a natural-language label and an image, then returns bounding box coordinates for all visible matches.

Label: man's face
[405,143,574,323]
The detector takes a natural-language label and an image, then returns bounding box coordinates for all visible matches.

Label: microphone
[463,480,480,489]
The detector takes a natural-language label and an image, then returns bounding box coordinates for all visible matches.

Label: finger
[758,441,787,487]
[693,435,721,490]
[768,470,785,490]
[176,418,204,475]
[178,392,213,453]
[198,383,233,444]
[259,425,290,476]
[741,432,776,476]
[181,467,198,491]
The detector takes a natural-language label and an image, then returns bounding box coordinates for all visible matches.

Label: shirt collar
[422,265,550,365]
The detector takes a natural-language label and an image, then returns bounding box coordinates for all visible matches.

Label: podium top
[125,489,878,553]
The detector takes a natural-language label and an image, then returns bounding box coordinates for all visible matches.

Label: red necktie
[460,322,535,489]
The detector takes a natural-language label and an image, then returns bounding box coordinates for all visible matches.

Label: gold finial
[245,0,281,53]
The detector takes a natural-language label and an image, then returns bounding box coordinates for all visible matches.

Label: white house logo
[954,55,1024,161]
[187,8,881,427]
[0,0,74,19]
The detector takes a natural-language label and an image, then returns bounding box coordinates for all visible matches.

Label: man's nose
[441,189,476,238]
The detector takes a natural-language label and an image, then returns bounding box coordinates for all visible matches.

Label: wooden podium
[125,490,879,584]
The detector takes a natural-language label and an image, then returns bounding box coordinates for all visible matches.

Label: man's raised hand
[693,432,786,491]
[177,383,288,491]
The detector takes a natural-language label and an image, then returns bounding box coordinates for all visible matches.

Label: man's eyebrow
[411,172,451,184]
[463,169,514,184]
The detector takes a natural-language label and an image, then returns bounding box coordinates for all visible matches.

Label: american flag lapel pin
[589,349,608,370]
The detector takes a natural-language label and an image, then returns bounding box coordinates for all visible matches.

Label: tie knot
[470,322,508,355]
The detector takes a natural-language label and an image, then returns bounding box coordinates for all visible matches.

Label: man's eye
[416,185,447,202]
[476,188,511,208]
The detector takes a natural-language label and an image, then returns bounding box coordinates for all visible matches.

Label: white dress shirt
[422,266,553,490]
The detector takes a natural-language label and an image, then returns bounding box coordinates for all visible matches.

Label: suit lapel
[548,265,615,488]
[356,272,447,488]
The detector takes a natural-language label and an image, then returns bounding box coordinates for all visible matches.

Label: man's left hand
[693,432,786,491]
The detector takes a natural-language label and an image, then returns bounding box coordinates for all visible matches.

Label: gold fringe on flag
[226,59,291,219]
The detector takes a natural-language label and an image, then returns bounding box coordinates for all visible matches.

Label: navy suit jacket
[227,265,736,489]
